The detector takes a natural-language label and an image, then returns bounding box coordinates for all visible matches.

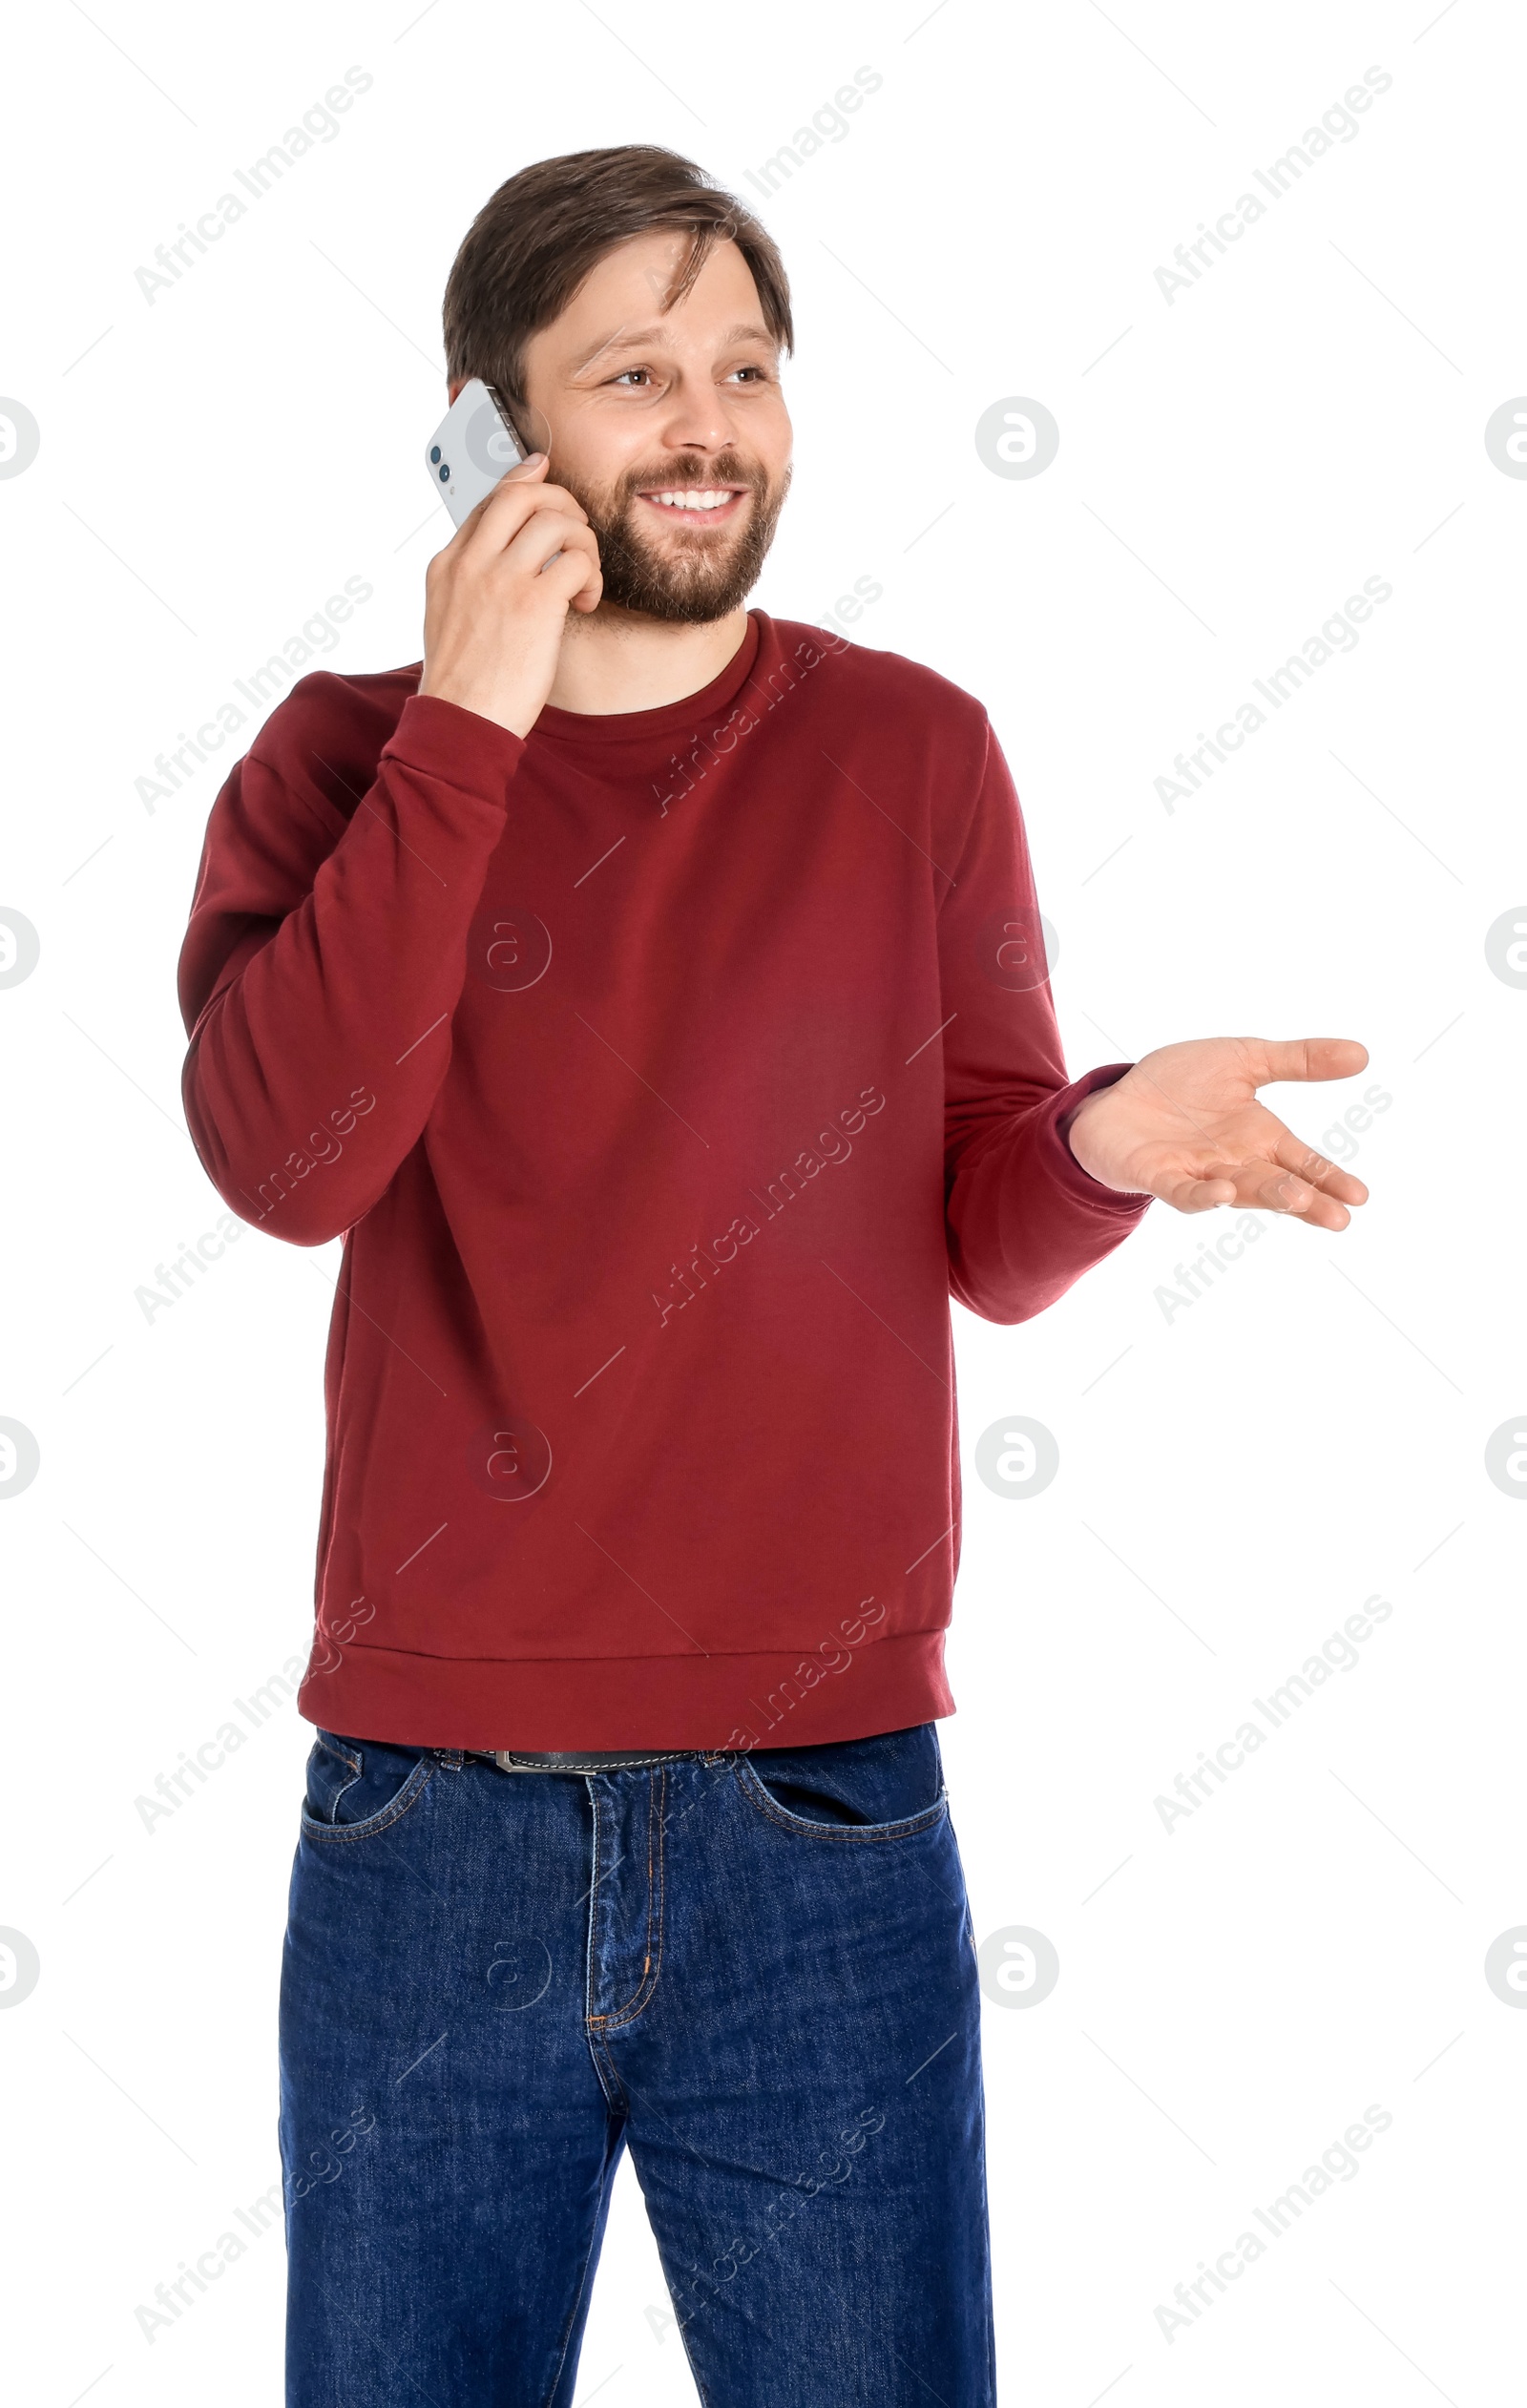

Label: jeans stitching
[581,1790,628,2109]
[734,1760,950,1843]
[312,1730,363,1823]
[299,1755,437,1844]
[584,1780,602,2025]
[496,1750,692,1772]
[589,1769,666,2029]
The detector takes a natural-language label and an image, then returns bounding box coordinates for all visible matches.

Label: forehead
[535,232,773,368]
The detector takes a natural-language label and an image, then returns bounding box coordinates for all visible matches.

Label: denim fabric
[279,1721,994,2405]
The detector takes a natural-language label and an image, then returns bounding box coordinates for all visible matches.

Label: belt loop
[438,1746,465,1770]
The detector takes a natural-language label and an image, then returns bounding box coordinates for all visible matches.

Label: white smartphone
[425,377,525,526]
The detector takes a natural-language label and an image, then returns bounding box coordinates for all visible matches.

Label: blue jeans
[279,1721,994,2405]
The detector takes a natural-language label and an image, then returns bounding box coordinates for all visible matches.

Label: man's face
[500,231,792,623]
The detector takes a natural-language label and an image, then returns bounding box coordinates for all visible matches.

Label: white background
[2,1,1521,2401]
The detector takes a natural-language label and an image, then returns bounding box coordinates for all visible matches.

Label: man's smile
[636,483,749,525]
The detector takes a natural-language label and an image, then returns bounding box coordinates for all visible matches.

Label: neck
[545,600,749,716]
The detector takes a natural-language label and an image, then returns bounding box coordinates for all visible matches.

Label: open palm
[1066,1036,1371,1230]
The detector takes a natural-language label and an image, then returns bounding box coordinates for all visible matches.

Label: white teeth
[650,489,733,510]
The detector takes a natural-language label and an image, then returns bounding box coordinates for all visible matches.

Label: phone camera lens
[438,464,450,482]
[429,446,442,464]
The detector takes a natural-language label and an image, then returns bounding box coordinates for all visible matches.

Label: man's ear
[447,377,466,407]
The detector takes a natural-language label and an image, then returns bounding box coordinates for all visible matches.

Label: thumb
[1248,1036,1370,1087]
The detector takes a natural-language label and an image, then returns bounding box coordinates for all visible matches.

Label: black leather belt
[469,1747,707,1773]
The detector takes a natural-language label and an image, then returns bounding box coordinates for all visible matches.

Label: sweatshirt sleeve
[941,716,1153,1323]
[177,679,525,1246]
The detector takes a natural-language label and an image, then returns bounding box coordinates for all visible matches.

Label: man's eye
[612,368,652,387]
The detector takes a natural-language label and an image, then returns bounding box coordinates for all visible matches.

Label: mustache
[618,452,771,503]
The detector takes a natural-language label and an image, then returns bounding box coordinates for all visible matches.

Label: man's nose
[656,378,737,454]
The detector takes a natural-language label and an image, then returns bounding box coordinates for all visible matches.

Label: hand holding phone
[417,443,603,740]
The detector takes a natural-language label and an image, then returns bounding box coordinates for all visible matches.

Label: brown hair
[441,145,793,425]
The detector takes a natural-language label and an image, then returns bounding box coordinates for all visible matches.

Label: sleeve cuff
[1040,1062,1155,1214]
[381,692,528,812]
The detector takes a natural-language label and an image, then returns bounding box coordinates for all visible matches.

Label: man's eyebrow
[570,320,777,375]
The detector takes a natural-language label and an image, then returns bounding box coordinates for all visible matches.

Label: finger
[477,466,590,537]
[446,450,548,543]
[500,513,600,587]
[1242,1035,1370,1088]
[1265,1127,1369,1209]
[542,545,604,613]
[1157,1172,1240,1217]
[1243,1162,1354,1230]
[502,517,604,615]
[1157,1147,1366,1226]
[457,461,592,555]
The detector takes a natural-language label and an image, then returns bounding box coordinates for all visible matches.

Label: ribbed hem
[1042,1061,1157,1211]
[296,1627,954,1752]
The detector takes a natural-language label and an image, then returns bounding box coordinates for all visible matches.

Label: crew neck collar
[530,609,766,745]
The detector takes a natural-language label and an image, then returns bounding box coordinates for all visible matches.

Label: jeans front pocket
[300,1727,438,1844]
[736,1722,949,1842]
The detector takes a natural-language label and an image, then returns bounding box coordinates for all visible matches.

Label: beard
[554,448,790,625]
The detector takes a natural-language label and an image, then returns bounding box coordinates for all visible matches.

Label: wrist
[417,676,534,740]
[1059,1078,1146,1198]
[1062,1088,1107,1161]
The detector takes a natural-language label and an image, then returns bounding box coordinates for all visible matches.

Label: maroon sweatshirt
[178,610,1152,1749]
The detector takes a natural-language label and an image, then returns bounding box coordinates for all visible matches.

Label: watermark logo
[286,2106,377,2203]
[1484,400,1527,479]
[652,628,847,815]
[134,2183,285,2342]
[135,1658,308,1829]
[1153,1596,1393,1834]
[977,1926,1060,2007]
[651,1083,887,1329]
[1484,906,1527,986]
[1156,1217,1266,1323]
[0,1928,40,2007]
[816,572,883,641]
[465,396,519,480]
[136,1215,245,1325]
[1484,1417,1527,1497]
[973,1414,1059,1498]
[487,1935,554,2011]
[468,1416,553,1502]
[467,904,554,992]
[0,1418,40,1498]
[1154,2105,1393,2343]
[974,397,1060,480]
[1153,577,1393,812]
[1484,1929,1527,2004]
[308,1597,375,1681]
[743,65,884,197]
[134,69,374,305]
[1153,67,1394,307]
[135,576,374,812]
[0,909,40,987]
[0,400,39,479]
[976,908,1058,990]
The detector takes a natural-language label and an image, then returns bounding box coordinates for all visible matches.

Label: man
[178,144,1367,2406]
